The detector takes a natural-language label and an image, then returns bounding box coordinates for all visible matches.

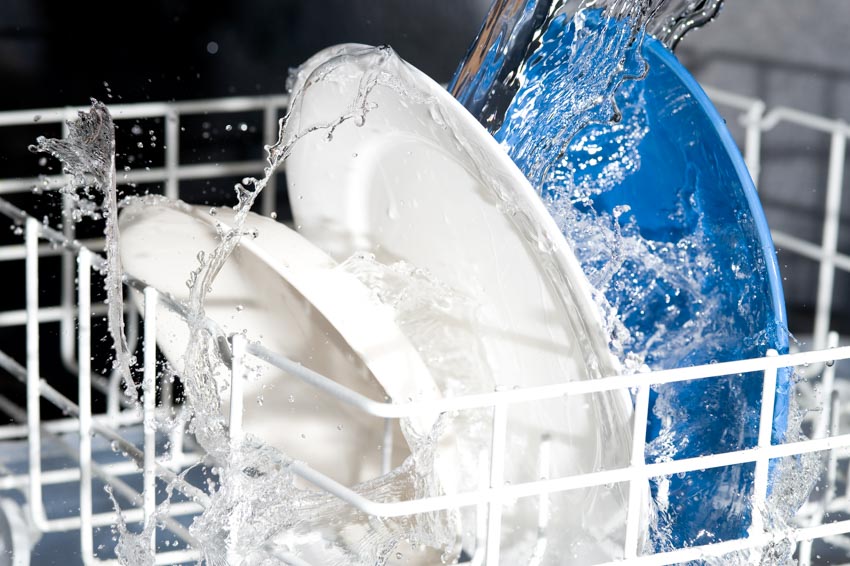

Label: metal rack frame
[0,90,847,565]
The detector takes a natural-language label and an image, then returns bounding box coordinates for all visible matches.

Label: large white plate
[119,200,444,487]
[285,44,639,562]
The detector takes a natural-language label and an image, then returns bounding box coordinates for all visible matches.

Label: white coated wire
[0,89,846,565]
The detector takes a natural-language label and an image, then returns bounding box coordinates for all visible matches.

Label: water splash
[648,0,724,50]
[32,100,135,396]
[451,1,663,138]
[495,6,657,190]
[106,484,155,566]
[339,253,493,399]
[171,142,301,564]
[338,253,493,557]
[449,0,723,131]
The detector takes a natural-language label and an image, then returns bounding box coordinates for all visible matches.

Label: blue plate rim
[643,36,790,358]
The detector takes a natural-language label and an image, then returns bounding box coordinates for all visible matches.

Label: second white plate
[119,200,443,486]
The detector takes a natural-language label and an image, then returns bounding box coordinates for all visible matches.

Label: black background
[0,0,488,110]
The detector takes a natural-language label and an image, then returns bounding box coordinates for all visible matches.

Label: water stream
[32,100,135,400]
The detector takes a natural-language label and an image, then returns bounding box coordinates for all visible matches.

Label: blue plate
[451,7,790,552]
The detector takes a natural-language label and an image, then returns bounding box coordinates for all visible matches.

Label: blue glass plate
[452,8,790,552]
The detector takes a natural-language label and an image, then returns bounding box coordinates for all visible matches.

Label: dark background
[0,0,489,110]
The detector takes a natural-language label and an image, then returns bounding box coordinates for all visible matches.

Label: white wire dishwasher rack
[0,90,848,566]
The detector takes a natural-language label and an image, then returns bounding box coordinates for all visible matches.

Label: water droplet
[337,424,343,431]
[270,211,278,219]
[225,124,233,132]
[239,122,248,132]
[288,395,295,403]
[236,304,244,312]
[209,207,217,216]
[33,114,41,123]
[826,360,835,368]
[206,41,219,55]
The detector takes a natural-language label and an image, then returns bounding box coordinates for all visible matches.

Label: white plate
[285,44,639,562]
[119,200,444,487]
